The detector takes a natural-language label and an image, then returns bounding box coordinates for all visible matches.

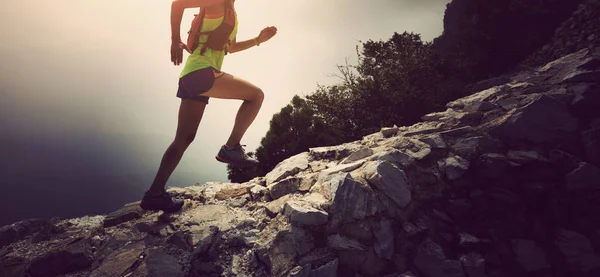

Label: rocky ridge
[1,48,600,277]
[521,0,600,69]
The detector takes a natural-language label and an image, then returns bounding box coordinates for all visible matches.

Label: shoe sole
[215,155,258,168]
[139,202,183,213]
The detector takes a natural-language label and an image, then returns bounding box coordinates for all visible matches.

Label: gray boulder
[134,248,185,277]
[283,200,329,226]
[89,241,145,277]
[373,218,394,260]
[340,147,374,164]
[555,229,600,273]
[268,177,302,200]
[255,219,314,277]
[566,162,600,190]
[309,143,363,161]
[364,161,412,209]
[310,173,384,227]
[490,94,578,143]
[326,234,365,251]
[0,219,54,248]
[439,155,470,180]
[103,201,143,228]
[511,239,550,272]
[414,240,466,277]
[265,152,309,185]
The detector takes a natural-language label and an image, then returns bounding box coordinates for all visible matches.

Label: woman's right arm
[170,0,222,65]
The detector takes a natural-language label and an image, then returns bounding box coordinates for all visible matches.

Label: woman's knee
[174,132,196,147]
[253,87,264,103]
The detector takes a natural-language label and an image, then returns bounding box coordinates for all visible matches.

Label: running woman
[140,0,277,212]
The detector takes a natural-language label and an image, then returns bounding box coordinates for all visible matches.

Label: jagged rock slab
[373,218,394,260]
[450,136,503,160]
[255,218,314,277]
[289,265,310,277]
[197,182,245,200]
[265,195,293,216]
[439,155,470,180]
[340,220,373,241]
[474,153,510,179]
[506,150,549,164]
[265,152,310,185]
[309,143,363,161]
[299,173,318,192]
[364,161,412,209]
[571,84,600,118]
[180,204,241,232]
[362,132,386,147]
[563,70,600,84]
[566,162,600,190]
[103,201,143,228]
[419,134,447,149]
[167,231,193,251]
[300,193,329,210]
[268,177,302,200]
[310,173,384,227]
[326,234,365,251]
[489,94,578,143]
[92,229,145,266]
[381,126,399,137]
[512,239,550,272]
[555,229,600,273]
[422,108,462,122]
[0,219,54,248]
[283,200,329,226]
[447,84,503,111]
[309,258,339,277]
[28,236,93,277]
[249,184,269,201]
[133,248,184,277]
[214,183,251,200]
[319,160,365,180]
[190,226,219,254]
[402,220,428,238]
[340,147,374,164]
[89,241,145,277]
[403,122,444,136]
[460,252,486,277]
[439,126,476,137]
[371,149,418,167]
[414,240,466,277]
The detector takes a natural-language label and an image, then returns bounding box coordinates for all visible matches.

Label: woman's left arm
[229,26,278,54]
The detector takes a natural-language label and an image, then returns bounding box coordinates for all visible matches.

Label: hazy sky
[0,0,450,224]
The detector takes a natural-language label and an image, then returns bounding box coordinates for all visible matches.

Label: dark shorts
[176,67,225,104]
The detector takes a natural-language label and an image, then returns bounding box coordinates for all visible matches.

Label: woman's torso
[180,0,238,78]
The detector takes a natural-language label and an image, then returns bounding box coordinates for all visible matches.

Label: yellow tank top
[180,13,239,78]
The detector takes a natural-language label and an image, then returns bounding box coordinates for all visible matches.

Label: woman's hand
[171,40,190,66]
[257,26,278,44]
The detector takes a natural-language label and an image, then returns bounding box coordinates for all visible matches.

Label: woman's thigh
[174,99,206,142]
[201,72,264,101]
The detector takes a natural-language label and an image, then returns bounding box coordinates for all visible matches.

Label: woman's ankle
[224,142,240,149]
[147,187,165,195]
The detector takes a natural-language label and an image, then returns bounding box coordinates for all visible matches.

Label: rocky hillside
[520,0,600,69]
[1,47,599,277]
[433,0,583,82]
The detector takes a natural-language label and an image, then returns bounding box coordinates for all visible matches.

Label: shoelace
[161,192,173,201]
[235,144,253,159]
[239,144,250,158]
